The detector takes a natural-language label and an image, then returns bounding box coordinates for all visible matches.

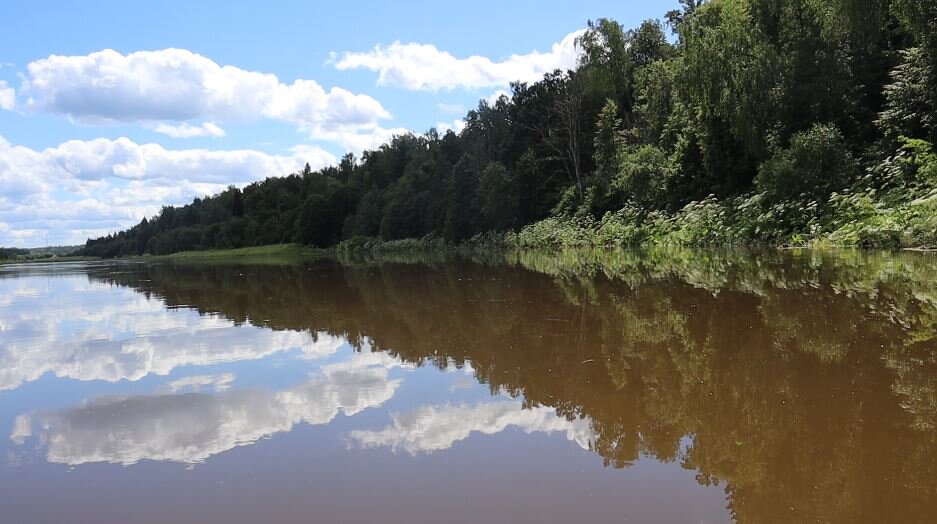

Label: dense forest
[80,0,937,257]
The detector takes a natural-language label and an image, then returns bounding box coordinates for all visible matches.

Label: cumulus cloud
[0,137,52,201]
[349,401,594,454]
[22,48,390,129]
[0,80,14,110]
[331,30,584,91]
[0,134,335,246]
[485,89,511,106]
[0,49,430,245]
[49,136,331,183]
[11,353,403,465]
[435,119,465,134]
[153,121,226,138]
[302,124,411,153]
[14,48,411,156]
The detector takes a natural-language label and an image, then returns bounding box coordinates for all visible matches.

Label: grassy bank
[140,243,328,261]
[508,190,937,250]
[0,255,99,266]
[332,188,937,258]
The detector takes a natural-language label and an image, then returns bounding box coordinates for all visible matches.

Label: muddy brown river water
[1,249,936,523]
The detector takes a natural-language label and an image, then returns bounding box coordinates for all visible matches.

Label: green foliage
[477,162,518,230]
[150,243,324,260]
[79,0,937,256]
[879,47,935,141]
[615,145,672,207]
[755,124,858,204]
[0,246,83,263]
[632,59,679,147]
[901,138,937,186]
[682,0,778,160]
[593,99,624,181]
[873,136,937,192]
[0,247,30,260]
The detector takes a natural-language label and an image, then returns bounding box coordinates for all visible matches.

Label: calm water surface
[1,249,936,523]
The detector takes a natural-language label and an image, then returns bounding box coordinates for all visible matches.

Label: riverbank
[0,255,99,266]
[114,220,937,267]
[135,243,328,262]
[506,190,937,250]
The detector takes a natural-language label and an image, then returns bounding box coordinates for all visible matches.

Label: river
[1,249,935,523]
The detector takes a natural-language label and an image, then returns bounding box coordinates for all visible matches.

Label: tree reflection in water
[88,248,937,523]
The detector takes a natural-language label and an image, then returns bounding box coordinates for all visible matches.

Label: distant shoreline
[0,255,98,266]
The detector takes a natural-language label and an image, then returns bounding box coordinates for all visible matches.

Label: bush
[756,124,858,204]
[666,196,733,245]
[615,145,672,207]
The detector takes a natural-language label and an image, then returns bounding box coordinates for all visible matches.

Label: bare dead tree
[522,72,586,200]
[555,75,585,200]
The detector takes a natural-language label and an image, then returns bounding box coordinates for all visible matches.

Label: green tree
[478,162,518,230]
[443,155,480,241]
[616,145,671,207]
[755,124,858,203]
[231,188,245,218]
[594,99,625,181]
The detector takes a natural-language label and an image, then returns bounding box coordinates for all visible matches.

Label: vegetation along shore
[78,0,937,258]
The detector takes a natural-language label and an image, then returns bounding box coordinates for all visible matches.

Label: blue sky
[0,0,677,246]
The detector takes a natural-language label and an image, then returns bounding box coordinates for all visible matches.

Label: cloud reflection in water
[350,401,594,454]
[11,353,404,465]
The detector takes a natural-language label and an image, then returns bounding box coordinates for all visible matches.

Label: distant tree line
[0,246,79,260]
[80,0,937,257]
[0,248,30,260]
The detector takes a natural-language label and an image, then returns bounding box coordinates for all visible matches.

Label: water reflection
[12,352,403,465]
[83,250,937,522]
[0,268,343,390]
[2,249,937,522]
[165,373,236,393]
[349,401,594,454]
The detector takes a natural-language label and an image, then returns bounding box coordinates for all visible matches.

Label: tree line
[80,0,937,257]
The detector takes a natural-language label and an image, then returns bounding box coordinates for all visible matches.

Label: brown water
[1,249,936,523]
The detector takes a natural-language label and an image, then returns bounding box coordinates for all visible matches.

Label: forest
[79,0,937,257]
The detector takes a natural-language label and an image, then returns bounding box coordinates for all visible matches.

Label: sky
[0,0,677,247]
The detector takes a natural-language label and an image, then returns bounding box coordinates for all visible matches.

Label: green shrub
[666,196,733,245]
[615,145,672,207]
[756,124,859,204]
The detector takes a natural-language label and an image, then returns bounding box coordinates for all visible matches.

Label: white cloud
[12,352,402,465]
[0,134,333,187]
[435,119,465,134]
[485,89,511,106]
[349,401,594,454]
[15,48,411,156]
[331,30,584,91]
[0,134,336,246]
[22,48,391,131]
[0,81,14,110]
[303,125,411,153]
[153,121,226,138]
